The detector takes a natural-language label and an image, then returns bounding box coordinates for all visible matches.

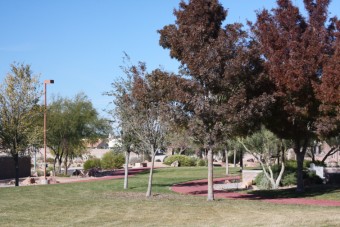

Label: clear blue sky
[1,0,340,118]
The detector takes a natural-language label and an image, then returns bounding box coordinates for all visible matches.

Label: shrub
[83,158,101,171]
[254,172,272,190]
[305,171,323,185]
[281,172,296,186]
[164,155,196,167]
[47,166,54,175]
[197,159,207,167]
[101,152,125,169]
[34,169,44,177]
[252,160,324,188]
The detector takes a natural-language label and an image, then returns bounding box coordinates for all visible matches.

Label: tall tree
[316,17,340,139]
[159,0,264,200]
[108,62,178,197]
[105,64,141,190]
[47,93,111,174]
[251,0,340,192]
[0,63,42,186]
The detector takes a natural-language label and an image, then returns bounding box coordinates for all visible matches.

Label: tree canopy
[251,0,340,192]
[0,63,42,186]
[159,0,265,200]
[47,93,111,174]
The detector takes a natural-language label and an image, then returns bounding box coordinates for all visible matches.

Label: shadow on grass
[247,184,340,199]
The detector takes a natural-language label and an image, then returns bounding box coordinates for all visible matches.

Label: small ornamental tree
[251,0,340,192]
[238,127,290,189]
[108,62,179,197]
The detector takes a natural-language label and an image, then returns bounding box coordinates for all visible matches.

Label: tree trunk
[233,150,236,167]
[207,147,214,201]
[294,140,307,193]
[311,146,316,163]
[296,151,305,192]
[58,157,62,174]
[277,144,281,166]
[225,148,229,175]
[275,161,285,189]
[124,150,130,189]
[53,156,58,173]
[146,146,156,198]
[240,149,243,169]
[64,154,69,175]
[179,147,186,155]
[14,153,19,187]
[321,147,338,164]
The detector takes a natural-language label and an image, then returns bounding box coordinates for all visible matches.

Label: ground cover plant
[0,167,339,227]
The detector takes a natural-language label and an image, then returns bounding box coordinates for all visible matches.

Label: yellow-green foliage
[101,152,125,169]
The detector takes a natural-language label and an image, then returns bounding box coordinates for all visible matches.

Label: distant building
[108,134,122,149]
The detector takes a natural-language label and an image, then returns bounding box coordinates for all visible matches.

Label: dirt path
[0,168,148,186]
[171,177,340,207]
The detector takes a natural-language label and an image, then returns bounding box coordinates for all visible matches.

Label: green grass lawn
[0,167,339,227]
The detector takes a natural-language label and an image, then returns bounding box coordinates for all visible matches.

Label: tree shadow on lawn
[247,184,340,200]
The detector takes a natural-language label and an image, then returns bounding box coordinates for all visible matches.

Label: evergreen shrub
[164,155,196,167]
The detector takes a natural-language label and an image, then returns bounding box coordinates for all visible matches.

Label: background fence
[0,156,31,180]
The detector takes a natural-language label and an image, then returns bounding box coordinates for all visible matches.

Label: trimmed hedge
[164,155,196,167]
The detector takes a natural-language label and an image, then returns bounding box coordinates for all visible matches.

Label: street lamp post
[43,79,54,184]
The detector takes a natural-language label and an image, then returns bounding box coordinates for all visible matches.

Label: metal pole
[44,82,47,180]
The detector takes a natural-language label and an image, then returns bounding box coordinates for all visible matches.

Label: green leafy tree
[105,59,142,189]
[0,63,42,186]
[238,127,291,189]
[47,93,111,174]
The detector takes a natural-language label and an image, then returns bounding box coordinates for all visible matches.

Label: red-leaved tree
[159,0,265,200]
[251,0,339,192]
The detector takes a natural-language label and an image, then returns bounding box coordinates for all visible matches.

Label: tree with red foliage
[251,0,339,192]
[108,61,182,198]
[159,0,265,200]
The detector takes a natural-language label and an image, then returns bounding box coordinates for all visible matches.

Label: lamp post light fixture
[43,79,54,184]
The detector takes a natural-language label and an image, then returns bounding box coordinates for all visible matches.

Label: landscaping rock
[22,177,35,185]
[48,176,59,184]
[171,160,179,167]
[87,168,100,177]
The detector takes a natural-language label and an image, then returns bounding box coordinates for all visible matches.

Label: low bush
[101,152,125,169]
[305,171,323,185]
[281,172,296,186]
[253,163,317,189]
[83,158,101,171]
[164,155,196,167]
[254,172,273,189]
[196,159,207,167]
